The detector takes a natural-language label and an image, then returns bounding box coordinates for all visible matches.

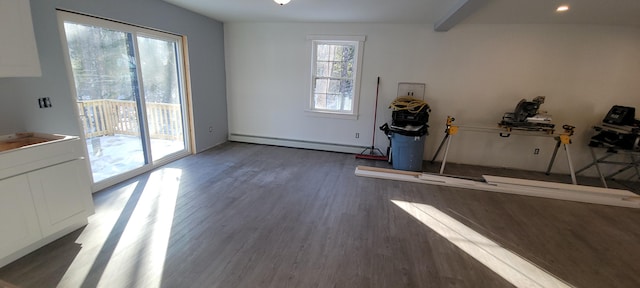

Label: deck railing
[77,99,183,140]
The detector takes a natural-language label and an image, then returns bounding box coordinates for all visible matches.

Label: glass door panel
[63,23,146,183]
[137,36,186,162]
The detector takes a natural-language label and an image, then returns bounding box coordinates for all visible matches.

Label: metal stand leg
[564,143,577,185]
[546,140,561,175]
[439,135,453,175]
[433,116,457,167]
[607,153,640,180]
[606,163,636,179]
[431,134,449,163]
[631,154,640,181]
[589,147,608,188]
[575,153,615,175]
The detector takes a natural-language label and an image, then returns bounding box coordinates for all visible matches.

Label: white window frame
[307,35,365,119]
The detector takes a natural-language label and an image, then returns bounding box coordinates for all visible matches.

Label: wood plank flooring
[1,142,639,287]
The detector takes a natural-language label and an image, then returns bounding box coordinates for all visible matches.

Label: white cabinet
[29,160,91,238]
[0,134,93,268]
[0,0,42,77]
[0,175,42,260]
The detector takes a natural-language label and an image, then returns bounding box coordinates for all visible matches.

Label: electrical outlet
[534,148,540,155]
[38,97,52,108]
[355,133,360,139]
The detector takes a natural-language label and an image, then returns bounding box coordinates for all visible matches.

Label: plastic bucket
[391,133,426,171]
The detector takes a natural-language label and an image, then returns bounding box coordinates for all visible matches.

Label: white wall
[225,22,640,174]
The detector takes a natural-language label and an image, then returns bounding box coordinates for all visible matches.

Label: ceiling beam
[434,0,488,32]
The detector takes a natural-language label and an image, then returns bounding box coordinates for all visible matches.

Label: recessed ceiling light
[556,5,570,12]
[274,0,291,5]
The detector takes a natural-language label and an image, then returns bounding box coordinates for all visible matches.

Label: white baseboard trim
[229,133,365,154]
[196,140,227,154]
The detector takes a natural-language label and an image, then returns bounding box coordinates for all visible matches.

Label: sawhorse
[431,116,578,184]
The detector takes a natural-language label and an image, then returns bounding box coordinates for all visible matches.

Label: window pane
[325,79,353,96]
[328,79,341,94]
[314,93,327,109]
[317,44,330,61]
[314,78,328,94]
[331,46,355,78]
[343,96,352,111]
[316,61,329,77]
[64,23,134,102]
[341,79,353,97]
[326,94,341,110]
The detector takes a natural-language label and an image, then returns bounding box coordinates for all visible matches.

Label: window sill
[304,109,359,120]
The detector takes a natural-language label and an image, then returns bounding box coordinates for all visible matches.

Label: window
[308,35,365,116]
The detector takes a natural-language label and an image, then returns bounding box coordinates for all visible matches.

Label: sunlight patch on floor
[391,200,573,288]
[58,180,142,286]
[59,168,181,287]
[100,168,181,287]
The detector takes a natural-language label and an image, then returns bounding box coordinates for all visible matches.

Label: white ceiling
[163,0,640,28]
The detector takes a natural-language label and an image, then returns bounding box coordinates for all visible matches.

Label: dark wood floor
[1,142,639,287]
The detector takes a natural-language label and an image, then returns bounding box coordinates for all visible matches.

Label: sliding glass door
[59,11,190,188]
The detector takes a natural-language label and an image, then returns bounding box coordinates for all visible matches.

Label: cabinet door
[0,174,42,260]
[0,0,41,77]
[28,160,91,237]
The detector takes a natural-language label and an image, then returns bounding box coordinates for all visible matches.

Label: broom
[356,77,388,161]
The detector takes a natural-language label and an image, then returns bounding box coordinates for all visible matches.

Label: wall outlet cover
[397,82,426,99]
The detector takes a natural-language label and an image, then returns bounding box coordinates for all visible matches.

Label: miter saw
[499,96,555,133]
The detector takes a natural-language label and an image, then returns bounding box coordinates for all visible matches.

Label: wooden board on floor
[355,166,640,209]
[482,175,635,197]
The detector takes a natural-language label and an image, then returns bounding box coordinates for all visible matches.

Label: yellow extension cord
[389,96,430,113]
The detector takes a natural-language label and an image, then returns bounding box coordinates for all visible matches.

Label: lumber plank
[355,166,640,209]
[355,165,423,177]
[487,182,640,206]
[419,173,486,187]
[482,175,635,197]
[355,169,424,184]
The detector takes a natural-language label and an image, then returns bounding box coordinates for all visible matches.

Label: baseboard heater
[229,133,364,154]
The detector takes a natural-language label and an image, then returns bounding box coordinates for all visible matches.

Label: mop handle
[371,77,380,147]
